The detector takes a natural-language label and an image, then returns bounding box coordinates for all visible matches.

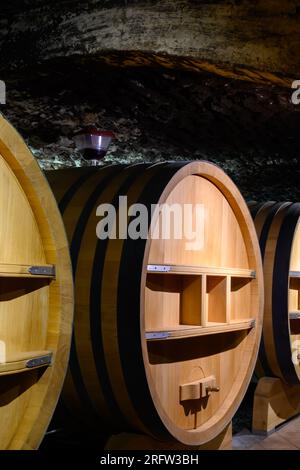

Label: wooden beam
[0,0,298,87]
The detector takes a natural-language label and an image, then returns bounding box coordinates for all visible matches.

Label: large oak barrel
[47,162,263,446]
[0,115,73,449]
[251,202,300,385]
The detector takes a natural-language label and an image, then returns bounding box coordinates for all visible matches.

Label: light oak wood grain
[0,115,73,449]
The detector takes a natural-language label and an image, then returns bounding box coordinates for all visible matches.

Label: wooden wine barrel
[250,202,300,385]
[47,162,263,446]
[0,115,73,449]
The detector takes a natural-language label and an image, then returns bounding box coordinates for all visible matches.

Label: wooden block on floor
[232,431,263,450]
[252,377,300,435]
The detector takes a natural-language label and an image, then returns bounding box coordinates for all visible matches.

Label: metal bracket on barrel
[147,265,171,273]
[28,265,56,277]
[145,331,170,340]
[26,353,53,368]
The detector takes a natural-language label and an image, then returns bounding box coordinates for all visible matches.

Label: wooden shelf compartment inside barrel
[146,264,256,340]
[0,264,56,374]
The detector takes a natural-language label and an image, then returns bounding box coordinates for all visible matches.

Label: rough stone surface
[0,1,299,86]
[1,62,300,201]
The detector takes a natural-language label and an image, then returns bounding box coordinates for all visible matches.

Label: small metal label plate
[289,312,300,319]
[26,355,52,368]
[147,265,171,273]
[28,265,56,277]
[145,331,170,340]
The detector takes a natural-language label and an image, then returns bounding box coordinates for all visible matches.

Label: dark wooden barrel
[251,201,300,385]
[47,162,263,446]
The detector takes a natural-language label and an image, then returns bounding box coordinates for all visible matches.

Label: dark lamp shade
[74,129,115,162]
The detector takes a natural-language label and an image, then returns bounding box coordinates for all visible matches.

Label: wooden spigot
[180,375,220,401]
[206,385,220,393]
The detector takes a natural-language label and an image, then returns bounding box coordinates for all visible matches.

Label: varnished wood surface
[0,115,73,449]
[145,319,255,340]
[147,265,255,277]
[105,422,232,450]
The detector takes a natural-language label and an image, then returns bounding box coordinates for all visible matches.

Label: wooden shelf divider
[201,274,207,327]
[289,271,300,278]
[145,319,255,341]
[147,264,255,278]
[0,350,53,375]
[146,264,256,338]
[289,311,300,319]
[0,263,55,278]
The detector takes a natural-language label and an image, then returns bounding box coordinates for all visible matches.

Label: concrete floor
[233,415,300,450]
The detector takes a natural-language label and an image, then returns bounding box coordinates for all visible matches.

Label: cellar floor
[233,415,300,450]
